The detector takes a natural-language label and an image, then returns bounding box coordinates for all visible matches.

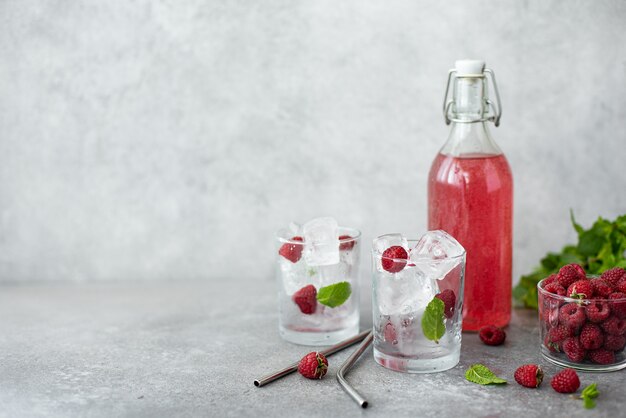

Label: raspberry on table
[609,292,626,319]
[580,323,604,350]
[381,246,408,273]
[551,368,580,393]
[479,325,506,346]
[435,289,456,319]
[603,334,626,352]
[298,352,328,379]
[589,349,615,365]
[338,235,355,251]
[514,364,543,388]
[557,264,586,289]
[591,278,613,298]
[562,337,586,363]
[279,236,304,263]
[585,301,611,323]
[601,316,626,336]
[292,284,317,315]
[600,267,626,287]
[566,279,594,299]
[558,302,586,330]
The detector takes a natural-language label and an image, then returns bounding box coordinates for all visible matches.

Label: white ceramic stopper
[454,59,485,76]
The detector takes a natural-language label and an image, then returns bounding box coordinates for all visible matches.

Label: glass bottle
[428,60,513,331]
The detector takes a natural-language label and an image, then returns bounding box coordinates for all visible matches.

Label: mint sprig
[317,282,351,308]
[421,297,446,343]
[514,211,626,309]
[465,364,507,385]
[580,383,599,409]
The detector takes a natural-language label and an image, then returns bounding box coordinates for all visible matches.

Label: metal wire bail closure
[442,67,503,127]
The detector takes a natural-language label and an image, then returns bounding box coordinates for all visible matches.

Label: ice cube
[376,268,439,316]
[303,217,340,266]
[280,257,313,295]
[373,233,409,254]
[410,230,465,280]
[288,221,302,236]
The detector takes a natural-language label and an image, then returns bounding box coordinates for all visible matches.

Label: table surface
[0,279,623,418]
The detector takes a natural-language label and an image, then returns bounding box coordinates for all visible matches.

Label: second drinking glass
[372,231,466,373]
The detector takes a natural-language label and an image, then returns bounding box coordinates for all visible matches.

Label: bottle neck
[441,77,502,157]
[452,77,486,121]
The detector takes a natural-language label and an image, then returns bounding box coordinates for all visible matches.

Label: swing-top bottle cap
[454,59,485,76]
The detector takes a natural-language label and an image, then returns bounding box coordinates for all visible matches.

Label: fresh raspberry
[435,289,456,319]
[600,267,626,287]
[514,364,543,388]
[278,236,304,263]
[551,368,580,393]
[479,325,506,346]
[383,321,397,344]
[292,284,317,314]
[544,335,561,353]
[298,352,328,379]
[617,278,626,294]
[544,282,566,296]
[589,349,615,365]
[558,302,586,330]
[585,301,611,323]
[603,334,626,351]
[566,279,594,299]
[338,235,355,251]
[548,324,573,343]
[543,274,558,286]
[557,264,586,289]
[381,246,408,273]
[609,292,626,319]
[601,316,626,336]
[580,323,604,350]
[562,337,586,362]
[591,279,613,298]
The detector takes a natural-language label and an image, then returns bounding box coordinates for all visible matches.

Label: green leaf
[316,281,351,308]
[421,297,446,343]
[581,383,599,399]
[515,212,626,310]
[583,397,596,409]
[578,225,608,257]
[464,364,507,385]
[570,210,584,235]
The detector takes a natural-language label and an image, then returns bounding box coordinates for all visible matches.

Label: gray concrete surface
[0,0,625,284]
[0,280,623,417]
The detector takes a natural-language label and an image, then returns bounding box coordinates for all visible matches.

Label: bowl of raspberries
[538,264,626,371]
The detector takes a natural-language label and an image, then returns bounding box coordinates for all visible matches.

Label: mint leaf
[570,209,585,236]
[581,383,599,398]
[421,298,446,343]
[581,383,599,409]
[465,364,507,385]
[515,212,626,310]
[317,282,351,308]
[583,397,596,409]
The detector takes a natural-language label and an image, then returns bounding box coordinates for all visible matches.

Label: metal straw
[254,330,370,387]
[336,331,373,408]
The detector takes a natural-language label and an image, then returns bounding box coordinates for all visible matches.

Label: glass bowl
[538,278,626,372]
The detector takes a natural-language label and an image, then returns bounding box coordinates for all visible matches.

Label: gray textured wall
[0,0,624,283]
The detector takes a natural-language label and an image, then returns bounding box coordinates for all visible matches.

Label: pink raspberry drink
[371,231,466,373]
[428,60,513,331]
[538,266,626,371]
[275,217,361,346]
